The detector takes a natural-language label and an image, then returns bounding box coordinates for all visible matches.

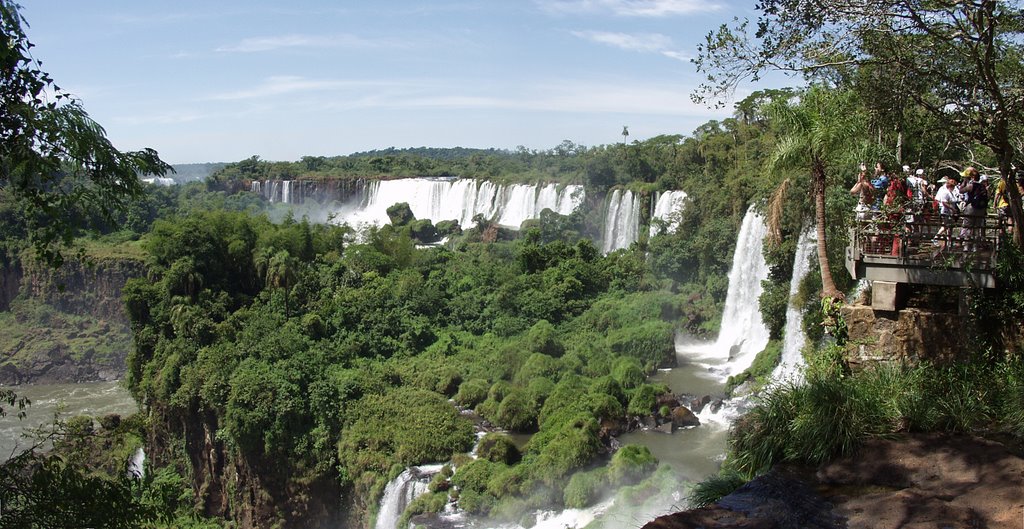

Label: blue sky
[22,0,767,164]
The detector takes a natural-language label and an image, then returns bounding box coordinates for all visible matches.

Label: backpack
[968,181,989,208]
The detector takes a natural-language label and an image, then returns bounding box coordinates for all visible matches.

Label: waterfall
[281,180,292,204]
[376,464,445,529]
[601,189,640,253]
[128,447,145,479]
[771,228,817,384]
[649,190,688,236]
[332,178,583,231]
[714,207,771,376]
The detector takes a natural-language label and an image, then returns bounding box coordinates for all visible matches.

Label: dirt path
[644,433,1024,529]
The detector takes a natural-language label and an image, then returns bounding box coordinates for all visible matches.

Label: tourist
[933,176,959,254]
[884,169,913,255]
[958,167,988,251]
[850,163,874,221]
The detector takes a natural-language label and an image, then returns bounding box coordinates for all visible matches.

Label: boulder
[671,406,700,428]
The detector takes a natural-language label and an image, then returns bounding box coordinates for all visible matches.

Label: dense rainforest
[3,0,1024,527]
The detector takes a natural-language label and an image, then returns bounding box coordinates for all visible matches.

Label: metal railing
[850,206,1006,270]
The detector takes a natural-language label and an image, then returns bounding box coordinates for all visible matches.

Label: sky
[21,0,771,164]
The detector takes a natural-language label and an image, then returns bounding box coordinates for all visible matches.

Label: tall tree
[693,0,1024,246]
[765,87,866,299]
[0,0,170,266]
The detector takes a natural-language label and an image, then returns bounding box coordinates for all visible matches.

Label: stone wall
[841,304,966,368]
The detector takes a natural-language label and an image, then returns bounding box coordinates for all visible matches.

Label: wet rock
[670,406,700,428]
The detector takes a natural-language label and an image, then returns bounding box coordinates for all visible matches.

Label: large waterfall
[771,228,817,384]
[714,207,771,376]
[601,189,641,253]
[346,179,583,230]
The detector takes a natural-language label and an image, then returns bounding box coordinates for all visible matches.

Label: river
[0,380,137,459]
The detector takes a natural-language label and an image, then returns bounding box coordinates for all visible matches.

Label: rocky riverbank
[644,433,1024,529]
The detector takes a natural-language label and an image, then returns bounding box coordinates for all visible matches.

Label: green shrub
[606,321,675,368]
[526,377,555,408]
[688,471,747,508]
[589,375,626,406]
[626,384,658,417]
[454,379,490,408]
[611,357,645,390]
[397,490,448,528]
[451,459,498,493]
[488,380,513,402]
[587,392,624,421]
[476,433,521,464]
[608,444,657,485]
[526,319,564,357]
[515,353,561,385]
[564,467,608,508]
[496,388,538,432]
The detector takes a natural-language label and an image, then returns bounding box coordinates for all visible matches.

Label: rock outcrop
[841,304,966,368]
[0,254,144,384]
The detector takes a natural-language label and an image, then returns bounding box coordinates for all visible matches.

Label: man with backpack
[959,167,989,252]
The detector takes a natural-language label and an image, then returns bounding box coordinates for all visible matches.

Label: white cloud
[571,31,691,61]
[112,111,207,126]
[538,0,721,16]
[206,76,388,101]
[216,34,398,53]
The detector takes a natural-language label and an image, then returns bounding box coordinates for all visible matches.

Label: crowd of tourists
[849,162,1019,256]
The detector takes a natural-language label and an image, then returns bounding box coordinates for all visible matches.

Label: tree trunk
[813,160,843,299]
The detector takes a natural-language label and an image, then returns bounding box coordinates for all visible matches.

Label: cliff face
[841,304,966,368]
[146,404,352,529]
[0,255,144,384]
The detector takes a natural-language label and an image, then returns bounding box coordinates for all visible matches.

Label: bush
[589,375,626,406]
[626,384,658,417]
[611,357,645,390]
[496,388,538,432]
[608,444,657,485]
[451,459,497,493]
[564,467,608,508]
[587,392,624,421]
[606,321,675,368]
[688,471,747,508]
[476,433,521,465]
[515,353,560,385]
[526,319,564,357]
[454,379,490,408]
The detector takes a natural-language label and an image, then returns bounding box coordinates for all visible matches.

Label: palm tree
[266,250,298,316]
[765,87,866,300]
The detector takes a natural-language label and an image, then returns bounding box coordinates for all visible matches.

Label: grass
[719,346,1024,479]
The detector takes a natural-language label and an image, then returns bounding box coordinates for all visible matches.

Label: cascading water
[712,207,771,376]
[375,464,445,529]
[281,180,292,204]
[128,447,145,479]
[601,189,641,253]
[331,178,583,232]
[649,190,688,236]
[771,228,817,384]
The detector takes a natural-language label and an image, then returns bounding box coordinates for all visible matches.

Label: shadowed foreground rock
[644,434,1024,529]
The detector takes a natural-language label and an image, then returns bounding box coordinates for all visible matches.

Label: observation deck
[845,210,1005,308]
